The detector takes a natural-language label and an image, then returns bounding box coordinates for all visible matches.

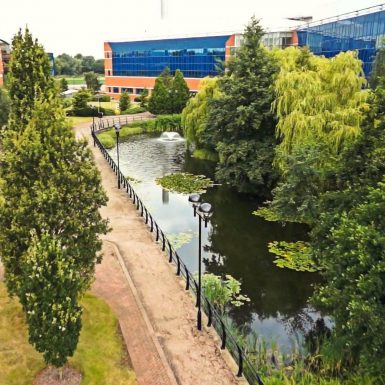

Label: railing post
[207,300,212,327]
[185,270,190,290]
[156,224,159,241]
[150,216,154,232]
[145,209,149,224]
[162,233,166,251]
[220,320,226,349]
[176,255,181,276]
[237,345,243,377]
[168,242,172,262]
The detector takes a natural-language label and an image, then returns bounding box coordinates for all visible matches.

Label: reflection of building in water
[162,188,169,204]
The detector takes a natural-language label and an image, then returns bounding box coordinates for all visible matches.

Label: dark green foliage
[313,179,385,379]
[71,88,92,115]
[0,87,10,127]
[154,114,181,131]
[84,71,101,92]
[369,45,385,89]
[206,17,278,196]
[90,94,110,102]
[0,29,108,369]
[160,66,173,88]
[0,98,109,366]
[148,77,171,114]
[148,68,189,114]
[59,77,68,92]
[139,88,149,108]
[119,92,130,112]
[7,28,56,130]
[20,232,83,367]
[170,70,190,113]
[54,53,104,75]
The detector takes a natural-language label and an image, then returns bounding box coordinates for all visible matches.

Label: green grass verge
[66,116,93,126]
[55,76,105,85]
[97,126,148,148]
[193,148,218,162]
[0,283,136,385]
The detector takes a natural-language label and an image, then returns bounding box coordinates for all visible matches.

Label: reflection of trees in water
[198,183,321,338]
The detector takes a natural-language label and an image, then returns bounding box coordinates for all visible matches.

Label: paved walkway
[76,121,240,385]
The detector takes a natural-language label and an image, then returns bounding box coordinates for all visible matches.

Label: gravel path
[75,121,240,385]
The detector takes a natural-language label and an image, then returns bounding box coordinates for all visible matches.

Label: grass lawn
[88,101,118,110]
[66,116,93,126]
[0,283,137,385]
[55,76,105,85]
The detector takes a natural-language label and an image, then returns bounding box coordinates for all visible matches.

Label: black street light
[91,106,97,146]
[188,193,213,331]
[114,123,121,189]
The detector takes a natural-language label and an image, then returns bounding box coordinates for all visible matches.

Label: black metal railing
[91,123,264,385]
[91,113,154,133]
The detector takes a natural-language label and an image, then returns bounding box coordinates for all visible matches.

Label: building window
[107,70,111,76]
[113,87,119,93]
[121,87,134,93]
[135,88,144,94]
[105,52,110,58]
[108,87,112,93]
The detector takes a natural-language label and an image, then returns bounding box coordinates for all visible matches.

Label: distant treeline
[54,53,104,75]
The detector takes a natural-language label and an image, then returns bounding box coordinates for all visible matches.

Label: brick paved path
[75,121,240,385]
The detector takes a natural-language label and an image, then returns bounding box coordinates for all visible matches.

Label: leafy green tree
[182,77,219,149]
[0,87,10,128]
[59,77,68,93]
[7,28,56,130]
[160,66,173,88]
[313,178,385,378]
[54,53,81,75]
[119,91,131,112]
[0,29,108,372]
[81,55,96,73]
[206,17,278,195]
[84,71,101,92]
[71,88,91,113]
[0,98,108,368]
[273,47,367,166]
[369,44,385,89]
[139,87,149,108]
[148,77,171,114]
[93,58,105,74]
[170,69,190,113]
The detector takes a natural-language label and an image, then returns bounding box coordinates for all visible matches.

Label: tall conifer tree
[0,28,109,372]
[206,17,278,195]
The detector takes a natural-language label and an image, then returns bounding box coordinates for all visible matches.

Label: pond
[108,132,325,351]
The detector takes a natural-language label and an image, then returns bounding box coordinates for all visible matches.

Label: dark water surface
[108,133,324,350]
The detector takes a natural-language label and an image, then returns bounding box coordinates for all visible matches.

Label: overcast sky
[2,0,382,58]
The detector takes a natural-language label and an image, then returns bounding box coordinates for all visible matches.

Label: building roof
[108,35,231,52]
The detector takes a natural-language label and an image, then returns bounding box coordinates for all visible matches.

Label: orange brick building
[0,39,10,86]
[104,34,239,99]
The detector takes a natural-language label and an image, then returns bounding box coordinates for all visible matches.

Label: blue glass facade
[297,9,385,76]
[109,35,230,78]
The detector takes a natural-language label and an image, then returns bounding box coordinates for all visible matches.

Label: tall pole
[116,132,120,189]
[197,215,202,331]
[92,110,95,146]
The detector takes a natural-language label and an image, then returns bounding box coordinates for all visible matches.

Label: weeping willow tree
[272,47,369,167]
[181,77,220,149]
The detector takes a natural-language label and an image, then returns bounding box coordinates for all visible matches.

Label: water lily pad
[166,231,196,250]
[156,172,212,194]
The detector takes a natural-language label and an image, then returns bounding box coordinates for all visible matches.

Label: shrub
[90,95,110,102]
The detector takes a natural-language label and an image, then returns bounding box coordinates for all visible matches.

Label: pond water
[108,133,325,350]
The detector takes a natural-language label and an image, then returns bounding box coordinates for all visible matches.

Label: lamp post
[188,194,213,331]
[91,106,96,146]
[114,123,121,189]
